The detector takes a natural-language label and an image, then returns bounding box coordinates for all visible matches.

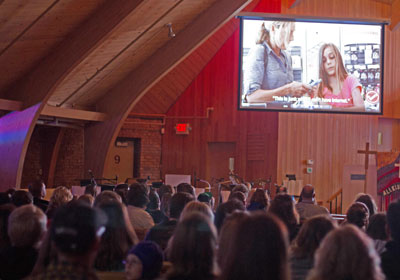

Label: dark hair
[50,201,106,255]
[214,199,245,232]
[94,201,133,271]
[386,199,400,242]
[94,190,121,207]
[11,190,33,207]
[128,241,163,279]
[127,183,149,208]
[29,180,45,198]
[247,189,269,211]
[220,213,289,280]
[198,193,212,204]
[300,185,314,199]
[176,183,195,197]
[0,192,11,206]
[169,192,194,219]
[148,189,160,210]
[158,184,173,199]
[84,184,97,197]
[115,184,129,205]
[228,191,246,205]
[231,184,249,196]
[291,215,336,259]
[269,194,299,240]
[167,213,217,280]
[0,204,16,250]
[355,194,377,217]
[367,213,388,241]
[346,202,370,229]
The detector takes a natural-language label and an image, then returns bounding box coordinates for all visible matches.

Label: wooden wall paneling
[0,104,41,190]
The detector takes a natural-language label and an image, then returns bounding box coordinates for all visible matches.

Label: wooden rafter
[0,98,22,111]
[41,105,107,122]
[5,0,146,109]
[390,0,400,30]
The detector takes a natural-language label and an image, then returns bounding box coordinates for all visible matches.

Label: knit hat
[129,241,163,279]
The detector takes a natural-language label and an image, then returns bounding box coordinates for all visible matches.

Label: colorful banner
[377,152,400,210]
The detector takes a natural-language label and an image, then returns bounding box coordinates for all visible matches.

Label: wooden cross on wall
[357,142,377,193]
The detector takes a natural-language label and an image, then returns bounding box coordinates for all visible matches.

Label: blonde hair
[180,201,214,221]
[256,21,294,47]
[317,43,348,98]
[49,186,73,208]
[8,204,47,247]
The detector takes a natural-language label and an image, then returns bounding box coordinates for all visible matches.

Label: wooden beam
[47,128,65,188]
[372,0,392,4]
[85,0,252,177]
[390,0,400,30]
[4,0,146,108]
[288,0,303,8]
[41,105,107,122]
[0,98,22,111]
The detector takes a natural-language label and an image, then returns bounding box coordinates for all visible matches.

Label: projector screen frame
[237,14,388,115]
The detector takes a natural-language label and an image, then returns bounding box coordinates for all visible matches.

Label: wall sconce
[165,23,175,38]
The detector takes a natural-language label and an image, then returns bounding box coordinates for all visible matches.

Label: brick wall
[21,127,43,188]
[54,128,84,187]
[118,117,162,180]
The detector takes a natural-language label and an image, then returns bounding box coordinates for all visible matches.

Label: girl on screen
[244,21,311,103]
[316,43,365,110]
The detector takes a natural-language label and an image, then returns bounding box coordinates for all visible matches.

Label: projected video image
[239,18,384,114]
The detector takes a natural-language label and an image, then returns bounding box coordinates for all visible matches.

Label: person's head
[291,215,337,259]
[197,192,212,205]
[29,180,46,199]
[94,201,132,271]
[220,213,289,280]
[127,183,150,208]
[231,184,249,198]
[158,184,173,199]
[48,186,73,209]
[346,202,370,230]
[247,188,269,211]
[386,199,400,242]
[218,211,250,270]
[125,241,163,280]
[8,204,47,248]
[168,213,217,279]
[176,183,195,197]
[276,186,288,195]
[180,201,214,222]
[0,192,11,206]
[50,201,106,260]
[257,21,295,51]
[147,189,160,210]
[77,194,94,206]
[11,190,33,207]
[367,213,388,241]
[115,183,129,204]
[308,225,384,280]
[94,190,122,207]
[355,193,377,217]
[214,199,246,232]
[318,43,348,98]
[85,184,97,197]
[300,184,315,201]
[160,192,172,216]
[228,191,246,205]
[269,194,299,239]
[168,192,195,220]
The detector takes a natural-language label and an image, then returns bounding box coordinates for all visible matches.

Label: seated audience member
[295,185,329,223]
[228,191,246,206]
[269,194,300,241]
[46,186,73,219]
[214,199,245,232]
[290,215,336,280]
[308,225,384,280]
[28,180,48,212]
[219,213,289,280]
[94,201,134,271]
[0,204,15,251]
[176,183,195,197]
[125,241,163,280]
[180,201,214,222]
[11,190,33,207]
[381,199,400,280]
[231,184,249,198]
[158,184,174,200]
[166,212,217,280]
[115,183,129,205]
[346,201,370,230]
[146,192,194,251]
[77,194,94,206]
[367,213,388,254]
[276,185,288,195]
[247,188,269,212]
[0,192,11,205]
[198,192,215,210]
[85,184,98,198]
[127,183,154,240]
[160,192,172,217]
[355,193,378,218]
[217,211,249,270]
[28,202,106,280]
[94,190,122,206]
[146,189,166,224]
[0,205,47,279]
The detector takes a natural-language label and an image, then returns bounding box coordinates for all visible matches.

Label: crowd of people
[0,180,398,280]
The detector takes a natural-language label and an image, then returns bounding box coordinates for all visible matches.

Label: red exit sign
[175,123,190,135]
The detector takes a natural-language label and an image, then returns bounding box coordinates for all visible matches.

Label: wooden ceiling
[0,0,251,117]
